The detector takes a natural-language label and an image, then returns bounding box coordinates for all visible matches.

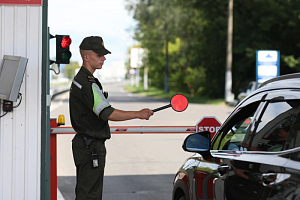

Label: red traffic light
[61,36,71,48]
[55,35,72,64]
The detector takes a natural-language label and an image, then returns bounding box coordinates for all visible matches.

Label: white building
[95,61,127,81]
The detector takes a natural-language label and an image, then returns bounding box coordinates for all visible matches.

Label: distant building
[95,61,127,81]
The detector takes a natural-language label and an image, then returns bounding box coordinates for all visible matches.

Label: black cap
[79,36,111,55]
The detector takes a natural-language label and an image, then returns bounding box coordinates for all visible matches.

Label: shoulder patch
[88,76,96,83]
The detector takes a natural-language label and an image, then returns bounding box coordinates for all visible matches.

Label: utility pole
[225,0,235,103]
[165,36,169,93]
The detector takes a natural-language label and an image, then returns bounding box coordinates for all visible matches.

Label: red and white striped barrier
[50,126,196,134]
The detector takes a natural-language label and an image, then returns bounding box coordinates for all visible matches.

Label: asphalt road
[50,80,233,200]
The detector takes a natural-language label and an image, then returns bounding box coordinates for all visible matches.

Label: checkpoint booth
[0,0,50,199]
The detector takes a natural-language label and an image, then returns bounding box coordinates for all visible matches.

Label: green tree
[231,0,300,94]
[189,0,300,97]
[126,0,205,95]
[126,0,300,98]
[62,61,80,79]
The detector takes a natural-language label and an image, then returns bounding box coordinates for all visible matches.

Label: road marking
[50,101,64,112]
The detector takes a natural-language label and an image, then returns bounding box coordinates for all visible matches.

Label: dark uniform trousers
[72,134,106,200]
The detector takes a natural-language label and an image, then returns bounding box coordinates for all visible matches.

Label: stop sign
[196,116,221,139]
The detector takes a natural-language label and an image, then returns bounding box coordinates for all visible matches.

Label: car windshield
[212,102,260,151]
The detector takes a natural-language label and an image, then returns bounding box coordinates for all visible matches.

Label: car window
[212,102,260,151]
[246,100,300,152]
[285,106,300,151]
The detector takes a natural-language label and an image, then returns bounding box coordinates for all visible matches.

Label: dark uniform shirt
[69,67,115,140]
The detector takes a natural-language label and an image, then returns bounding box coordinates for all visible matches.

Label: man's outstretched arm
[107,108,154,121]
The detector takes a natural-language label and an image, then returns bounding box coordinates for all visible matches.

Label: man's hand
[139,108,154,120]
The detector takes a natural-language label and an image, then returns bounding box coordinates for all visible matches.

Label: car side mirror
[182,131,212,159]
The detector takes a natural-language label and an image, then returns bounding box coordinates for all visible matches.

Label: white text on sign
[198,126,220,133]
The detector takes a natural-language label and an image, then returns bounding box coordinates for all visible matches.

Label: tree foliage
[62,61,81,79]
[126,0,300,98]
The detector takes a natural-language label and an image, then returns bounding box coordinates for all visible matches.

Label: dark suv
[172,73,300,200]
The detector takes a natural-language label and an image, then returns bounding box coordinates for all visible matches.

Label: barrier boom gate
[50,118,196,200]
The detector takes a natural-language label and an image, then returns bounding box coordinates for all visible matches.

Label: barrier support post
[50,118,57,200]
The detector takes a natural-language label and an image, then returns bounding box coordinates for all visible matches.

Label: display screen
[0,56,28,101]
[0,59,18,99]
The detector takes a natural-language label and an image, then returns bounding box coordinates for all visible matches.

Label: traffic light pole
[41,0,51,199]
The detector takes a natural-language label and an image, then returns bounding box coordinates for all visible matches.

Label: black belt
[77,133,106,143]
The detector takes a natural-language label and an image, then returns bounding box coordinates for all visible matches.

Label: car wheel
[178,196,187,200]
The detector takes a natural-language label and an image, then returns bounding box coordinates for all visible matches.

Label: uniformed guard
[69,36,154,200]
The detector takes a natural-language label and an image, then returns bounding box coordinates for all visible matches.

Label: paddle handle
[152,104,172,112]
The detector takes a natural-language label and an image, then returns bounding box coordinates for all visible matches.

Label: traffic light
[56,35,72,64]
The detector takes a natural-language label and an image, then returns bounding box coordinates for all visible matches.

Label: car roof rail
[260,73,300,88]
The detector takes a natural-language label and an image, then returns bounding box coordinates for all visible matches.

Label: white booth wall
[0,5,42,200]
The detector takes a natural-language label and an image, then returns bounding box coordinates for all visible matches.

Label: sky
[48,0,137,67]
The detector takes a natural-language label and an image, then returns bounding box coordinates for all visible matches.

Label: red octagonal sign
[196,116,221,139]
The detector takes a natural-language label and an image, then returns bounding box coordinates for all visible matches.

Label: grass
[123,84,224,105]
